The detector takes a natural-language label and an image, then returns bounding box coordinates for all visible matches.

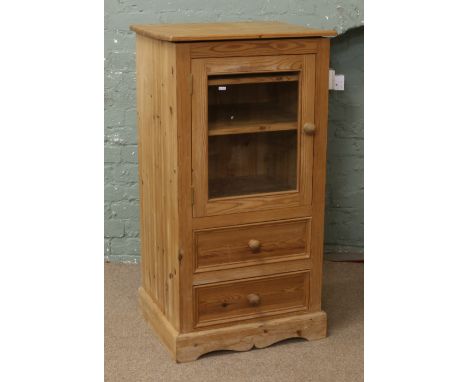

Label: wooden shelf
[208,73,299,86]
[209,175,296,199]
[208,104,297,136]
[209,121,297,136]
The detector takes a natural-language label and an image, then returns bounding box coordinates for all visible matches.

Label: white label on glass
[218,86,227,91]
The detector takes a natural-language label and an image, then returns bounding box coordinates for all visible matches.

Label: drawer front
[194,271,309,327]
[194,218,311,272]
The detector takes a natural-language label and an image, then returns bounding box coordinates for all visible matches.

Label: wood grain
[134,26,332,361]
[190,58,208,217]
[299,53,316,207]
[208,99,297,137]
[190,38,319,58]
[136,35,153,302]
[140,286,326,363]
[136,36,181,329]
[194,218,311,272]
[174,43,194,333]
[139,287,178,360]
[203,55,304,75]
[161,40,181,329]
[192,205,313,229]
[192,258,311,286]
[176,311,327,362]
[191,55,314,217]
[208,121,296,136]
[308,38,331,312]
[130,21,337,42]
[205,192,302,216]
[207,73,298,86]
[194,271,309,328]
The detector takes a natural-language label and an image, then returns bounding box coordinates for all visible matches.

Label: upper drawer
[194,218,311,272]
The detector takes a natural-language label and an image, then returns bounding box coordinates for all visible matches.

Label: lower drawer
[194,271,309,327]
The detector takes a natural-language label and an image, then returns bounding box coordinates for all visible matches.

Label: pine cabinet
[131,21,336,362]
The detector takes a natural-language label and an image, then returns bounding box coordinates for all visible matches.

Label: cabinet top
[130,21,337,42]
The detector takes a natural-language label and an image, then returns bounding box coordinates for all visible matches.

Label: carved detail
[176,329,323,362]
[139,285,327,363]
[176,313,327,362]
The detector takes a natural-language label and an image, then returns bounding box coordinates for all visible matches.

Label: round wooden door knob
[247,293,261,306]
[248,239,261,251]
[303,122,316,135]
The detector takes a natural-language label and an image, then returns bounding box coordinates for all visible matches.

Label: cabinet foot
[139,287,327,363]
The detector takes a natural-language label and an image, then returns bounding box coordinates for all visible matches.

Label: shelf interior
[208,104,297,136]
[208,72,299,137]
[208,130,297,199]
[209,175,296,199]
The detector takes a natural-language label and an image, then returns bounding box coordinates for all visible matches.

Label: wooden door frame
[191,54,316,217]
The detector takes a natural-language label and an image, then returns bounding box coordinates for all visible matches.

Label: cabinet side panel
[136,36,181,329]
[153,39,165,313]
[156,41,181,329]
[309,38,330,312]
[136,35,158,304]
[174,43,194,333]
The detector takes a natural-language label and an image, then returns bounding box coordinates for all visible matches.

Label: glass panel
[208,130,298,199]
[207,72,299,199]
[208,72,299,199]
[208,72,299,136]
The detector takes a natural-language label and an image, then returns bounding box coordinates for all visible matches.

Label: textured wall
[325,26,364,254]
[104,0,364,262]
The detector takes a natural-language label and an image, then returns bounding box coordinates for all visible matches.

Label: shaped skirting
[139,287,327,363]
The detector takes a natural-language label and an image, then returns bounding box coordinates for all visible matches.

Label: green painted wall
[104,1,364,262]
[326,26,364,254]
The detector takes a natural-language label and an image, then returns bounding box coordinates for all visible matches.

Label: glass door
[208,72,299,198]
[192,55,316,217]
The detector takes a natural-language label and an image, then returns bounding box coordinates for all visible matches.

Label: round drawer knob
[303,122,316,135]
[247,293,261,306]
[248,239,261,251]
